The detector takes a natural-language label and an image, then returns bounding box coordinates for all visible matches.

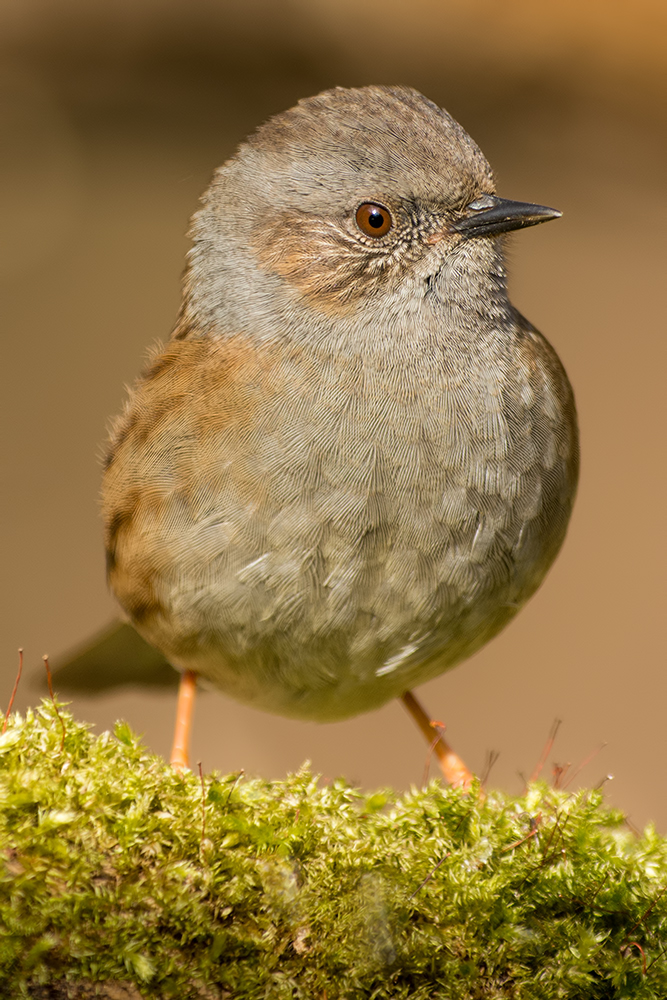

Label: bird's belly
[141,456,554,722]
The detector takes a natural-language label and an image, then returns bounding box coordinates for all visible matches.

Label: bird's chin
[424,238,507,310]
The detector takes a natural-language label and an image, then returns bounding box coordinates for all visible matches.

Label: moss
[1,703,666,998]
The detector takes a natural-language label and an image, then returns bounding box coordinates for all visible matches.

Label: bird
[58,85,579,786]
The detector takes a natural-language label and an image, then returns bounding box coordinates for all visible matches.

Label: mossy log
[1,703,666,998]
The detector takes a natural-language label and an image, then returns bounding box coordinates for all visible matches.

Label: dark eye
[355,202,393,238]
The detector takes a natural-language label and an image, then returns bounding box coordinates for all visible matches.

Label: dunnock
[97,86,578,781]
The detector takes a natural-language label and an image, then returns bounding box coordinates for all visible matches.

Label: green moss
[1,703,666,998]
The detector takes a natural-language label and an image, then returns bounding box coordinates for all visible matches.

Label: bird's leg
[170,669,198,770]
[401,690,474,791]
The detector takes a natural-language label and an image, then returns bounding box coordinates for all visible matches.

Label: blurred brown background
[2,1,666,827]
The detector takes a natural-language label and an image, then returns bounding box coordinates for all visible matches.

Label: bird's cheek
[250,209,377,316]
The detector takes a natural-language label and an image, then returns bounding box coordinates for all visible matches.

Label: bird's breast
[102,322,577,716]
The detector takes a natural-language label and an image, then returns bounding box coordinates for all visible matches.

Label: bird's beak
[452,194,562,238]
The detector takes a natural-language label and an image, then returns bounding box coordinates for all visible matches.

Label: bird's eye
[355,202,393,238]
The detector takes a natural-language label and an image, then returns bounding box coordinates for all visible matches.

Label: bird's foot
[401,689,475,791]
[170,669,198,771]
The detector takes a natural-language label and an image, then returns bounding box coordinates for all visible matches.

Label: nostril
[466,194,498,212]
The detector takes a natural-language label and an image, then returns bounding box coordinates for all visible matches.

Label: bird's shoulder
[103,331,296,471]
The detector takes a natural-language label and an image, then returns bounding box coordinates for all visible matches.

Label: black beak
[453,194,562,238]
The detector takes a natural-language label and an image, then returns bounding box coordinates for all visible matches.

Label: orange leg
[170,669,198,770]
[401,690,474,791]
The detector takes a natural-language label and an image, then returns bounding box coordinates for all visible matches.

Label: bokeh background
[2,1,666,827]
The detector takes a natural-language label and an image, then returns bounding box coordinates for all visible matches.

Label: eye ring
[355,202,393,238]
